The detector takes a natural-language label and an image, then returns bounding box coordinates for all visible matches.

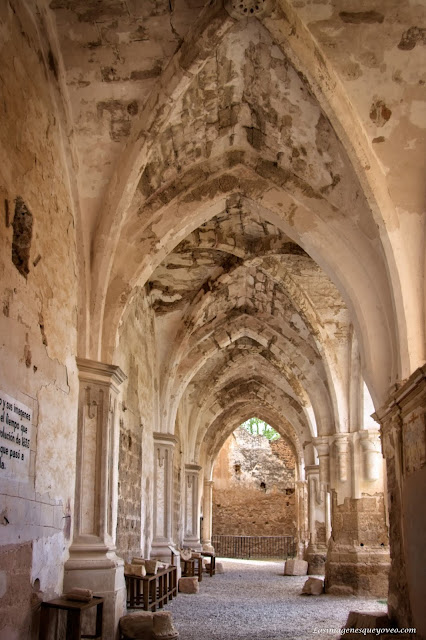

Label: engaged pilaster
[313,436,332,543]
[151,432,177,562]
[183,464,202,549]
[64,358,127,638]
[201,480,214,552]
[305,465,326,574]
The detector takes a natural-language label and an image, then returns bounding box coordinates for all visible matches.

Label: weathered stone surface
[301,577,324,595]
[153,611,179,639]
[284,559,308,576]
[116,288,157,562]
[125,563,147,577]
[338,611,395,639]
[1,0,425,637]
[178,577,199,594]
[145,560,160,575]
[213,428,296,537]
[307,552,326,576]
[325,493,390,597]
[120,612,153,640]
[216,563,225,574]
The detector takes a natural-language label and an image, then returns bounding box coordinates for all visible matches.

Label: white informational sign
[0,390,32,481]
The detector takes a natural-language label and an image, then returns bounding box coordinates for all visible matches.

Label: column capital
[76,357,127,386]
[358,429,381,452]
[333,433,350,452]
[313,436,330,457]
[153,432,178,447]
[313,437,330,485]
[305,464,320,478]
[185,463,202,473]
[333,434,350,483]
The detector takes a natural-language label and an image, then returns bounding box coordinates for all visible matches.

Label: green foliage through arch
[240,417,280,441]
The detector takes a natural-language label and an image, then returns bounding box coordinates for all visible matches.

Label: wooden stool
[38,596,103,640]
[180,557,202,582]
[201,552,216,576]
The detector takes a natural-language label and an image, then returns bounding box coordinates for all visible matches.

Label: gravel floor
[166,558,387,640]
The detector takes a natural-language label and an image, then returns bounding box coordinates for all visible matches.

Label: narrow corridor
[166,559,387,640]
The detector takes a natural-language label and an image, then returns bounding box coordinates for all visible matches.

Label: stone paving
[167,559,387,640]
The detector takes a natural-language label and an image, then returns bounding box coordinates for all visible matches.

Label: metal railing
[212,535,296,560]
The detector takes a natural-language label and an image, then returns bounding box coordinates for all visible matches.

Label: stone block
[145,560,159,575]
[178,577,199,594]
[307,552,326,576]
[339,611,395,639]
[301,577,324,595]
[284,559,308,576]
[153,611,179,639]
[125,563,147,577]
[216,562,224,574]
[119,612,153,640]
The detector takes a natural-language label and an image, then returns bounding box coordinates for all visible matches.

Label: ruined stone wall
[114,287,156,561]
[375,366,426,636]
[212,429,296,537]
[330,494,389,547]
[325,493,389,597]
[0,2,79,637]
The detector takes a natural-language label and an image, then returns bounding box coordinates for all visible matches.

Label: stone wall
[114,287,156,561]
[0,2,79,637]
[212,428,296,537]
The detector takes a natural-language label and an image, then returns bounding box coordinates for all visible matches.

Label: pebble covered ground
[166,558,387,640]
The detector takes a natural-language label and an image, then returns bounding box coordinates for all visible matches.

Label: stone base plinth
[150,540,174,564]
[64,549,126,639]
[325,545,390,597]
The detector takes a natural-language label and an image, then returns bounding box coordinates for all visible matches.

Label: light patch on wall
[31,532,65,595]
[409,101,426,129]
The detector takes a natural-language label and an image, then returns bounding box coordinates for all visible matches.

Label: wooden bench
[125,566,177,612]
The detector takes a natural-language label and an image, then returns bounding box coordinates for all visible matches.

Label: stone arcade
[0,0,425,638]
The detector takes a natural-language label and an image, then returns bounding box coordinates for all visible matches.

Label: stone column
[64,358,127,639]
[183,464,202,549]
[374,365,426,636]
[315,437,330,488]
[305,465,326,575]
[359,429,381,482]
[151,432,177,562]
[334,434,349,483]
[201,480,214,552]
[315,436,332,547]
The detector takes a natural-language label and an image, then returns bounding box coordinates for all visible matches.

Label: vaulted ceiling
[45,0,425,465]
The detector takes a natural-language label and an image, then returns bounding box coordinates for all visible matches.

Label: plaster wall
[0,2,79,637]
